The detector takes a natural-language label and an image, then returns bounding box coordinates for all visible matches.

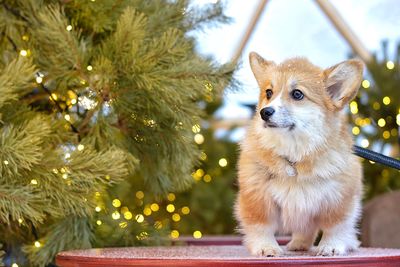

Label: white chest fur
[267,176,342,232]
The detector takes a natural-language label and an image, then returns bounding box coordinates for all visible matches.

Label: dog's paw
[249,244,283,257]
[286,239,311,251]
[316,243,347,256]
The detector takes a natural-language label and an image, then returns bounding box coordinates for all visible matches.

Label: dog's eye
[265,89,273,100]
[291,89,304,100]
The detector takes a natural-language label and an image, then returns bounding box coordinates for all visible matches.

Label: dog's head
[249,52,363,160]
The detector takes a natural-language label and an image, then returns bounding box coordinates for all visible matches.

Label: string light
[373,102,380,110]
[64,114,71,121]
[112,199,121,208]
[150,203,159,211]
[172,213,181,222]
[96,220,102,225]
[181,206,190,215]
[112,211,120,220]
[12,263,19,267]
[166,204,175,213]
[34,241,41,248]
[361,139,369,148]
[350,101,358,114]
[66,25,73,31]
[203,174,212,182]
[386,61,395,70]
[124,211,133,220]
[3,160,9,165]
[136,191,144,199]
[192,124,201,133]
[198,169,206,177]
[154,221,162,229]
[143,119,156,128]
[71,98,77,104]
[77,144,84,151]
[143,207,152,216]
[383,131,390,139]
[193,230,202,239]
[135,214,144,223]
[31,179,38,185]
[36,76,43,84]
[194,134,204,144]
[95,206,101,212]
[20,50,27,56]
[87,65,93,71]
[377,118,386,127]
[167,193,176,201]
[199,151,207,161]
[396,114,400,126]
[65,153,71,159]
[118,222,127,229]
[192,169,204,181]
[62,173,68,179]
[382,96,391,105]
[352,126,360,135]
[170,230,179,239]
[361,80,370,88]
[18,218,23,224]
[219,158,228,167]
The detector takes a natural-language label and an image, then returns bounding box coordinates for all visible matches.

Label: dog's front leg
[242,222,282,257]
[316,200,361,256]
[236,192,282,257]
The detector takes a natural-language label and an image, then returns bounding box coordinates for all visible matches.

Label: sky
[192,0,400,121]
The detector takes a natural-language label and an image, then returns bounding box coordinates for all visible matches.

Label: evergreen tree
[352,42,400,200]
[145,99,239,239]
[0,1,234,266]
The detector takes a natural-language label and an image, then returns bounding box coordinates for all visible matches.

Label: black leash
[353,145,400,170]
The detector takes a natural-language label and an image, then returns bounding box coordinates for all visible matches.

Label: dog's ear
[323,59,364,109]
[249,52,275,87]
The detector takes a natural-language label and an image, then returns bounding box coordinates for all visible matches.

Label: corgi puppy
[235,52,364,257]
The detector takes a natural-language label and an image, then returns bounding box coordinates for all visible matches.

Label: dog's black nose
[260,107,275,121]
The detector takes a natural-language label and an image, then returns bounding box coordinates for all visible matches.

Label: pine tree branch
[78,107,97,133]
[0,185,47,225]
[0,2,29,23]
[3,33,18,51]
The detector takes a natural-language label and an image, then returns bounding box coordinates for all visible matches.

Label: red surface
[56,239,400,267]
[174,235,290,246]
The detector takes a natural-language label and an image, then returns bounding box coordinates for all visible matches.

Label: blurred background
[0,0,399,266]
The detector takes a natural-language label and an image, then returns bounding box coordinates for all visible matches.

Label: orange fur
[235,52,364,257]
